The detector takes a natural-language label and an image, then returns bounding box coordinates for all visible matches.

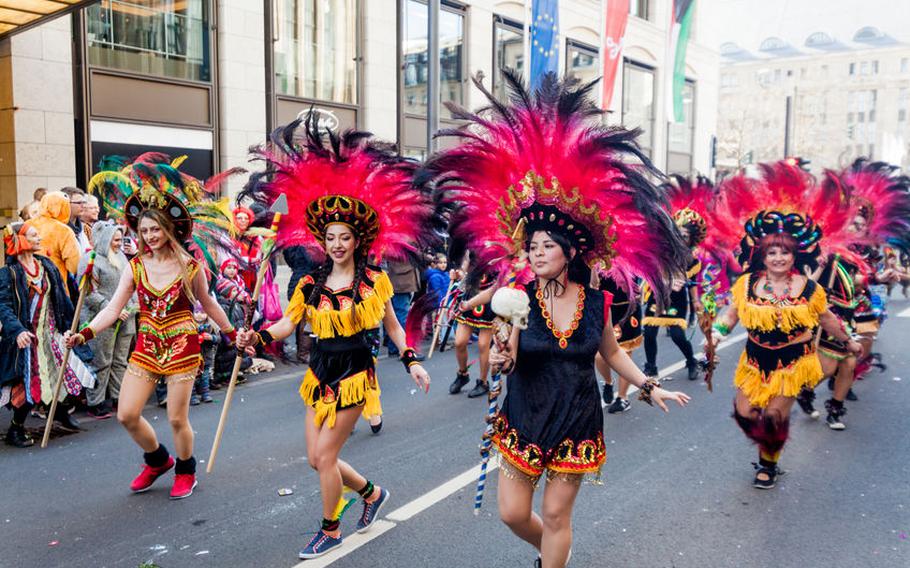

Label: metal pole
[427,0,440,154]
[783,94,792,158]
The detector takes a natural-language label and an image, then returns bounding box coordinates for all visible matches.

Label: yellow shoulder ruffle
[734,275,827,333]
[287,271,393,338]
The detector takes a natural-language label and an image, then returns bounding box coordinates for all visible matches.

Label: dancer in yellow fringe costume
[711,161,863,489]
[236,116,433,560]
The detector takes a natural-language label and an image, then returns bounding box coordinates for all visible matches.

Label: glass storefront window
[402,0,465,118]
[493,18,524,102]
[86,0,212,82]
[621,61,655,157]
[667,81,696,174]
[274,0,358,105]
[566,40,599,85]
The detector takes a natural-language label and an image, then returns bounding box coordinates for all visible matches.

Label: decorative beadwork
[536,285,585,349]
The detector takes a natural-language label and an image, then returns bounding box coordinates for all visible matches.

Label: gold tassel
[361,377,382,421]
[298,369,320,404]
[733,350,823,408]
[642,316,687,329]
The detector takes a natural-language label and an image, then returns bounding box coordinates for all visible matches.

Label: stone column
[0,16,77,224]
[217,0,268,200]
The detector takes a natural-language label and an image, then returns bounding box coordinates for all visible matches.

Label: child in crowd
[424,253,451,307]
[191,304,216,405]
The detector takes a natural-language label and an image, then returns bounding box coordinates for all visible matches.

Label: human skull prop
[491,287,531,330]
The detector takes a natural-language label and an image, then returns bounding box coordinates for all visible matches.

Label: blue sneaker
[298,530,343,559]
[355,487,390,533]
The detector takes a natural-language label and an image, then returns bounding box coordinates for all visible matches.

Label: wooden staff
[207,194,288,473]
[42,251,96,448]
[427,281,458,359]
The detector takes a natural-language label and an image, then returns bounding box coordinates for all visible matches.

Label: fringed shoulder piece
[285,268,393,339]
[735,274,826,333]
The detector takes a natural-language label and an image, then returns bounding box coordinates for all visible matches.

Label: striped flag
[529,0,560,89]
[601,0,630,110]
[666,0,695,123]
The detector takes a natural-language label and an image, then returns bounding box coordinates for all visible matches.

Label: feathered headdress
[426,71,687,299]
[841,158,910,252]
[713,160,856,271]
[88,153,243,271]
[664,174,718,247]
[240,115,435,262]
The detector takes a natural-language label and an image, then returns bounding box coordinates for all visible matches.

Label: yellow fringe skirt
[299,368,382,429]
[734,348,823,409]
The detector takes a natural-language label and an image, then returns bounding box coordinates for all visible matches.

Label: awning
[0,0,99,40]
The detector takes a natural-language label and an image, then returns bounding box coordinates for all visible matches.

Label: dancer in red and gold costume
[69,154,238,499]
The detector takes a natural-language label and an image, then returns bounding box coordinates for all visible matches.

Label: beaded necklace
[536,284,585,349]
[760,271,794,326]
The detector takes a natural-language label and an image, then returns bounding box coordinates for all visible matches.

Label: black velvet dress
[491,283,610,479]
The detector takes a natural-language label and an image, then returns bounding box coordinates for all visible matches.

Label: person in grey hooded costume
[78,220,138,417]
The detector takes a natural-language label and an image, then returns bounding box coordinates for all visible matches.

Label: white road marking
[897,306,910,318]
[291,332,748,567]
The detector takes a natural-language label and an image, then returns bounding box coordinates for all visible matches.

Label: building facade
[0,0,719,224]
[714,0,910,175]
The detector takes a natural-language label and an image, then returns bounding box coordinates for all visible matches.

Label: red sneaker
[130,456,175,493]
[170,473,198,500]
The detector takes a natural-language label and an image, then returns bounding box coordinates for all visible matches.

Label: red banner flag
[602,0,630,110]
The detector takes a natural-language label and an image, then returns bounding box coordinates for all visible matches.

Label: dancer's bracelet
[712,322,730,337]
[223,327,237,345]
[78,326,95,343]
[400,347,420,372]
[257,330,275,346]
[637,378,661,407]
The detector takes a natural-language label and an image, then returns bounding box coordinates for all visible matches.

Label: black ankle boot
[449,370,470,394]
[4,423,34,448]
[54,406,81,433]
[686,360,700,381]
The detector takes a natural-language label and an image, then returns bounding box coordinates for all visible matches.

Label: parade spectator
[19,200,40,222]
[78,220,137,419]
[191,305,216,405]
[423,253,450,307]
[212,260,254,387]
[61,187,91,251]
[232,206,260,292]
[215,259,252,328]
[0,221,89,447]
[29,191,80,297]
[80,195,100,245]
[385,260,420,356]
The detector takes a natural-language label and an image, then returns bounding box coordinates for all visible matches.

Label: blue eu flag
[530,0,559,89]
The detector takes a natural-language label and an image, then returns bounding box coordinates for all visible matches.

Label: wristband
[637,378,661,407]
[258,329,275,345]
[223,328,238,346]
[78,326,96,342]
[399,347,420,372]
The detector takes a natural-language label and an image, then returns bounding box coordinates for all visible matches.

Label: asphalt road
[3,300,910,568]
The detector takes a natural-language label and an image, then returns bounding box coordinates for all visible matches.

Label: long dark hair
[304,250,370,329]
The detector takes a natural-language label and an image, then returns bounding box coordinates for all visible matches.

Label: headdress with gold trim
[88,153,242,271]
[240,115,436,262]
[713,160,857,271]
[428,71,687,299]
[841,158,910,252]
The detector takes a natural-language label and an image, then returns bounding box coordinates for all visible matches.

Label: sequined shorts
[126,363,199,385]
